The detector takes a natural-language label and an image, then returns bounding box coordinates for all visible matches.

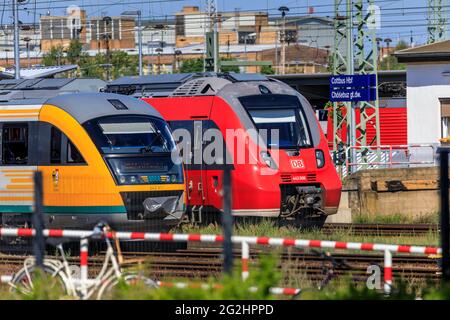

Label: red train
[105,73,342,226]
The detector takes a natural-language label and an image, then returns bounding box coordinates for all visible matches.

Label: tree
[380,40,408,71]
[180,58,204,73]
[260,65,275,75]
[42,45,64,66]
[66,40,83,65]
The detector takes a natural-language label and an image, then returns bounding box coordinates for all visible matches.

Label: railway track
[322,223,438,236]
[0,246,440,287]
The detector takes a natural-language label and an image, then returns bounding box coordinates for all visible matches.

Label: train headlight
[260,151,278,169]
[119,176,127,184]
[130,176,137,184]
[315,150,325,169]
[171,175,177,183]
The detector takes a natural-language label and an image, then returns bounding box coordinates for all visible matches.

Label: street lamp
[122,10,142,76]
[155,47,163,74]
[278,6,289,75]
[384,38,392,70]
[174,49,182,73]
[22,36,31,67]
[244,33,256,73]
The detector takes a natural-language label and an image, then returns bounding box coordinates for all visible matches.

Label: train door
[37,122,92,227]
[168,119,208,222]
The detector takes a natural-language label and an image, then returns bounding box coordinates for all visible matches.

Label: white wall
[407,63,450,144]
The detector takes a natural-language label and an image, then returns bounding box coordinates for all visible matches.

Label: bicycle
[290,249,352,299]
[7,222,158,300]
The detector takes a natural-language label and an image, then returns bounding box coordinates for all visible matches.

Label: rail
[0,227,442,295]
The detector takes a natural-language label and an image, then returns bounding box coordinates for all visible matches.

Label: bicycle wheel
[11,262,69,296]
[96,273,159,300]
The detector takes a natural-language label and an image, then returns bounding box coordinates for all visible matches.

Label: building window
[2,123,28,165]
[441,99,450,139]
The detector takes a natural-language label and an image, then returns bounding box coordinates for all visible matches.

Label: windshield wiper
[141,131,169,154]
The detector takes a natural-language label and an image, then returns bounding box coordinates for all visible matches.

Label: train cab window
[2,123,28,165]
[50,126,62,164]
[67,140,85,164]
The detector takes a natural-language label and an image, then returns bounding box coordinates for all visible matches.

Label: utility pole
[428,0,447,44]
[205,0,219,72]
[138,11,142,76]
[13,0,21,79]
[332,0,353,168]
[333,0,380,174]
[278,6,289,75]
[122,10,143,76]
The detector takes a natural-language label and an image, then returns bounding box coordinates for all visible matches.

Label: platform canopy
[0,65,78,80]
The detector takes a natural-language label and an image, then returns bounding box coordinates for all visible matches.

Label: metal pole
[138,11,143,76]
[222,166,233,275]
[347,0,357,174]
[13,0,20,79]
[241,241,249,281]
[281,16,286,75]
[439,148,450,283]
[383,250,393,295]
[32,171,45,269]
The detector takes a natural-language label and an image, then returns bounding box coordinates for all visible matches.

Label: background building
[40,9,87,52]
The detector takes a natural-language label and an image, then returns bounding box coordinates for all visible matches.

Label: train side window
[50,126,62,164]
[2,123,28,165]
[67,140,85,164]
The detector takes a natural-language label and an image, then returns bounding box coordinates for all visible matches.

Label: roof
[0,65,79,80]
[46,92,162,124]
[0,78,106,102]
[105,73,270,97]
[395,40,450,63]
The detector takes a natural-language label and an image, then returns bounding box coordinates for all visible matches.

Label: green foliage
[42,46,64,66]
[0,270,71,300]
[380,40,408,71]
[353,212,439,224]
[260,65,275,75]
[107,254,281,300]
[219,58,240,73]
[180,58,204,73]
[66,40,83,65]
[302,279,418,300]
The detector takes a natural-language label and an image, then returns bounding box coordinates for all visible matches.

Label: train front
[218,80,342,226]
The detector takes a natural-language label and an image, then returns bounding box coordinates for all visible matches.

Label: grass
[176,219,440,247]
[352,212,439,224]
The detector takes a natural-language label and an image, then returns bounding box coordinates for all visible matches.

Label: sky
[0,0,443,46]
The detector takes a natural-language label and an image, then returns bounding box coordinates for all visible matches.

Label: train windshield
[84,116,176,154]
[239,95,312,149]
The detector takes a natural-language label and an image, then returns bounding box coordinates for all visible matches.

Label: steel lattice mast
[332,0,353,152]
[428,0,447,44]
[333,0,380,172]
[354,0,380,148]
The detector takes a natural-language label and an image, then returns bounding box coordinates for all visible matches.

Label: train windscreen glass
[239,95,312,149]
[83,116,182,185]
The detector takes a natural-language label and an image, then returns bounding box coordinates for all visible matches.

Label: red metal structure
[105,73,342,226]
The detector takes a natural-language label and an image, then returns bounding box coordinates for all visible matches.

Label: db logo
[290,159,305,169]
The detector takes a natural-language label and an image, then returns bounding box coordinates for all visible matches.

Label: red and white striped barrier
[0,227,441,295]
[156,281,301,296]
[0,228,441,255]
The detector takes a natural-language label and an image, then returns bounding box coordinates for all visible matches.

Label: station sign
[329,74,377,102]
[330,87,377,102]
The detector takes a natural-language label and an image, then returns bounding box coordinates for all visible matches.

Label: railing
[340,144,437,176]
[0,227,441,295]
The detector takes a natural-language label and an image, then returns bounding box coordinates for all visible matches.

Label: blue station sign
[330,74,377,102]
